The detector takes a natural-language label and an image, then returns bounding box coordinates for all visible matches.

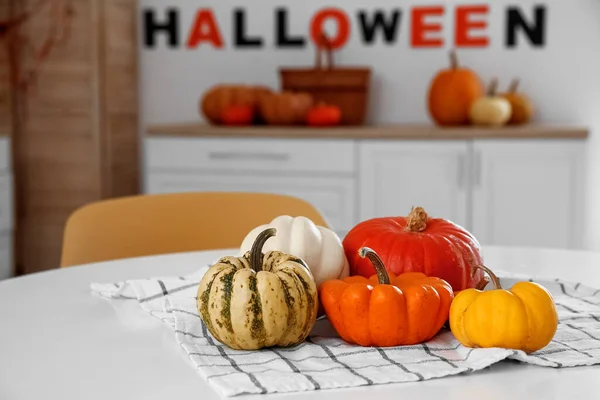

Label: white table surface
[1,245,600,400]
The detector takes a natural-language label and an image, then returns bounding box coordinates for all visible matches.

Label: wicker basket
[279,35,371,125]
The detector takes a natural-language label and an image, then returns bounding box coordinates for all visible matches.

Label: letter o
[310,8,350,49]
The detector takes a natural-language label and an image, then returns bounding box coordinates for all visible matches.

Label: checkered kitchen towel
[91,267,600,397]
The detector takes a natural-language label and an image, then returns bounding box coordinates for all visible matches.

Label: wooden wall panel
[11,0,140,275]
[102,0,140,198]
[14,0,100,274]
[108,114,139,196]
[0,3,12,138]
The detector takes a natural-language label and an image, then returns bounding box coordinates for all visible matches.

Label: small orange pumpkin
[500,79,535,125]
[306,103,342,127]
[259,91,314,125]
[221,105,254,126]
[320,247,454,347]
[200,85,271,124]
[428,50,484,126]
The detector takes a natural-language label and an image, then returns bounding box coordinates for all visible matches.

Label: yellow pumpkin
[449,265,558,354]
[197,228,319,350]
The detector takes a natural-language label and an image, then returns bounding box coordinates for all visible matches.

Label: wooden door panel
[0,4,12,137]
[10,0,140,275]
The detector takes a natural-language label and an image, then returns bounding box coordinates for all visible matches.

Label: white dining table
[1,245,600,400]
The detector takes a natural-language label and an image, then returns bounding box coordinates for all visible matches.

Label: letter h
[143,8,179,48]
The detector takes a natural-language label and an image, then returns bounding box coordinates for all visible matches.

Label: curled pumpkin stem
[250,228,277,272]
[474,265,502,290]
[509,78,520,93]
[487,78,499,96]
[449,49,458,69]
[405,206,428,232]
[358,247,390,285]
[475,276,490,291]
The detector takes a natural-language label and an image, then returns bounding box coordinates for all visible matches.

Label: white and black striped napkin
[91,268,600,397]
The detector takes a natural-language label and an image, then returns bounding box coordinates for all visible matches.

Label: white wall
[139,0,600,250]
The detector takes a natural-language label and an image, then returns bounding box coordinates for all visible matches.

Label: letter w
[357,9,401,45]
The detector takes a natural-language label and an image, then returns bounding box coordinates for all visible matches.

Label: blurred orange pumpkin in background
[200,85,271,124]
[427,50,484,126]
[221,105,254,126]
[307,103,342,127]
[259,91,314,125]
[500,78,535,125]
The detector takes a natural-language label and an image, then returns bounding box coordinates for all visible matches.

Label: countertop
[146,123,589,140]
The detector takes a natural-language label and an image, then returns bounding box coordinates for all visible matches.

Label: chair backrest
[60,192,329,268]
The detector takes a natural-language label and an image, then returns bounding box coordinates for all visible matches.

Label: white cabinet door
[472,140,585,249]
[358,141,470,229]
[146,172,356,237]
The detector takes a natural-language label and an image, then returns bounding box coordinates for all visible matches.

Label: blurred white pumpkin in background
[469,78,512,127]
[239,215,349,289]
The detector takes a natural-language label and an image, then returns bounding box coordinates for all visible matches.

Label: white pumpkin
[239,215,349,289]
[469,78,512,127]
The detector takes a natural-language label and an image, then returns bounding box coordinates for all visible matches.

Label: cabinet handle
[474,150,482,187]
[457,154,466,189]
[208,152,291,162]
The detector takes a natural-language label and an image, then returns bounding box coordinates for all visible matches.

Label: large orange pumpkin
[200,85,271,124]
[320,247,454,347]
[259,91,314,125]
[427,50,484,126]
[342,206,487,293]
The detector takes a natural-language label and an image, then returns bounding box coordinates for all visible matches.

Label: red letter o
[310,8,350,50]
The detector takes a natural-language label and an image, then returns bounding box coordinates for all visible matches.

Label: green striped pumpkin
[196,228,319,350]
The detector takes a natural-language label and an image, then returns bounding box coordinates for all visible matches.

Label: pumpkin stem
[475,276,491,291]
[449,49,459,69]
[487,78,499,96]
[358,247,390,285]
[405,206,428,233]
[509,78,520,93]
[249,228,277,272]
[474,265,502,290]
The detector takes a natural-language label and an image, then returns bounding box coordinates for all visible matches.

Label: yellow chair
[60,192,329,268]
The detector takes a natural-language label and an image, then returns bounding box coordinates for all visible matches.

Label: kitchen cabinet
[147,172,355,236]
[359,139,585,249]
[145,137,357,237]
[359,141,470,229]
[144,125,588,250]
[471,141,585,249]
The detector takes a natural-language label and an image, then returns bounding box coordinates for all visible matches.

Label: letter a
[187,9,224,49]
